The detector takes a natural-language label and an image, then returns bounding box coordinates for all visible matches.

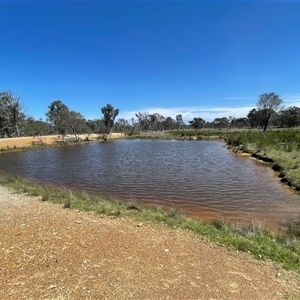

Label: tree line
[0,92,120,139]
[0,91,299,139]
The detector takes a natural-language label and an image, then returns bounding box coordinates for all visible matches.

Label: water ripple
[0,139,300,230]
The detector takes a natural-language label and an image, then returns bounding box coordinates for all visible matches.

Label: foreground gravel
[1,185,299,299]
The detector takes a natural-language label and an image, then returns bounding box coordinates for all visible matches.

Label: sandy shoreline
[0,133,124,151]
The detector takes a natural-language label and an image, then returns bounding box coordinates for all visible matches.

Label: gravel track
[1,186,300,299]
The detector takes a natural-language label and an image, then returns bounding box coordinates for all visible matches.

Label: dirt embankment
[0,133,124,151]
[0,186,299,299]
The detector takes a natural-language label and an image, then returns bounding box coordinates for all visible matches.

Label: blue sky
[1,1,300,123]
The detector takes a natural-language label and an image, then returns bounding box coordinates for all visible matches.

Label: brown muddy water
[1,139,300,231]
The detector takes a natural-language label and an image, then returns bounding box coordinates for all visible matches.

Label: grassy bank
[126,129,225,140]
[1,172,299,272]
[170,129,225,139]
[225,129,300,190]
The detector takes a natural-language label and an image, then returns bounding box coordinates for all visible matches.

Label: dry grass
[0,133,124,151]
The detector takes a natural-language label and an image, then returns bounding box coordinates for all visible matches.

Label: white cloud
[118,105,254,123]
[117,94,300,123]
[282,94,300,107]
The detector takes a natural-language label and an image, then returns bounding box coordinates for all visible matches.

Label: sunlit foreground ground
[1,185,300,299]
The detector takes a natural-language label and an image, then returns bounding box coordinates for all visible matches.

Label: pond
[1,139,300,230]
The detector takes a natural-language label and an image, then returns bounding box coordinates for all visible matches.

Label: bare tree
[135,112,150,131]
[0,91,25,137]
[256,92,284,131]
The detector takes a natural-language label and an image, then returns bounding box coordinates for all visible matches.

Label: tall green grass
[1,172,300,272]
[226,130,300,152]
[170,129,225,138]
[225,129,300,190]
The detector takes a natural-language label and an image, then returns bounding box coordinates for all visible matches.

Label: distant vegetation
[1,90,300,139]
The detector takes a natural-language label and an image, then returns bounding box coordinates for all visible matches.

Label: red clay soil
[1,186,300,300]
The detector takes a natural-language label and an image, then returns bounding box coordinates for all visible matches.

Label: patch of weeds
[127,204,140,211]
[212,219,225,230]
[125,200,140,211]
[108,209,121,216]
[236,239,250,252]
[64,198,71,209]
[283,215,300,239]
[41,194,49,202]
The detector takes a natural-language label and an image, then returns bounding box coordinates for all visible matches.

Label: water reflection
[1,139,300,230]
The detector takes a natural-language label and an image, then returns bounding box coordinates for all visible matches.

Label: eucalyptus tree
[256,92,284,131]
[24,117,52,137]
[101,104,119,134]
[276,106,300,128]
[46,100,70,138]
[287,106,300,127]
[189,117,206,129]
[67,111,87,141]
[213,117,229,130]
[149,113,158,131]
[0,91,25,137]
[148,113,165,131]
[156,113,166,131]
[163,116,175,131]
[230,117,249,129]
[86,118,106,134]
[114,118,131,132]
[135,112,150,131]
[247,108,262,128]
[175,114,184,130]
[130,117,138,132]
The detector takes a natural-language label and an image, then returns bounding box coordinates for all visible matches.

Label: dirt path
[0,186,299,299]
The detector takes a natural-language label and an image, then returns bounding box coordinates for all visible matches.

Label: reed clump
[1,172,300,272]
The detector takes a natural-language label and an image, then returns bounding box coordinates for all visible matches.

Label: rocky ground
[1,186,300,299]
